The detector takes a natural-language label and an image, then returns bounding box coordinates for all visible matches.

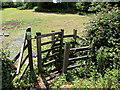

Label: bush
[86,6,120,74]
[88,2,111,12]
[17,2,37,10]
[35,2,76,13]
[76,2,91,13]
[1,49,14,89]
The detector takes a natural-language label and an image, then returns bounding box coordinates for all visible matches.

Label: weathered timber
[63,34,74,38]
[36,32,43,73]
[62,42,70,73]
[19,63,29,80]
[43,60,56,67]
[42,52,59,60]
[51,31,55,54]
[69,55,89,62]
[59,29,64,61]
[16,33,27,74]
[41,31,61,37]
[55,41,74,46]
[37,74,48,89]
[76,35,88,42]
[27,27,33,72]
[46,71,59,77]
[12,44,28,63]
[20,55,29,68]
[12,52,20,62]
[44,36,59,60]
[41,39,60,46]
[46,71,60,82]
[73,29,77,47]
[70,46,90,52]
[41,46,60,53]
[67,64,85,70]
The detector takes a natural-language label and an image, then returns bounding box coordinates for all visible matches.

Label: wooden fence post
[59,29,64,61]
[36,32,43,74]
[73,29,77,47]
[26,27,33,72]
[62,42,70,73]
[51,31,55,54]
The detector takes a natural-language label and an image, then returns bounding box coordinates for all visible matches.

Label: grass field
[1,8,93,51]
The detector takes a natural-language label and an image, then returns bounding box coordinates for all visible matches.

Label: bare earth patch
[2,20,21,30]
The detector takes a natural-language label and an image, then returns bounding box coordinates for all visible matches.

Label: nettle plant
[86,6,120,74]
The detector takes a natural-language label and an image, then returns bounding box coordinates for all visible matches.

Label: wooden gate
[35,30,64,75]
[10,27,91,89]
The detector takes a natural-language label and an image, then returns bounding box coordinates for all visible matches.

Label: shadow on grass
[33,9,95,16]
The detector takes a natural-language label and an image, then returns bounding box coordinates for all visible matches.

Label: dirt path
[8,30,25,59]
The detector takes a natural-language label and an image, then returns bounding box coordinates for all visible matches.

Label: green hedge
[86,6,120,74]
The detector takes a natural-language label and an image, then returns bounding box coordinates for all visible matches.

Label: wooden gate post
[26,27,33,72]
[36,32,43,74]
[51,31,55,54]
[62,42,70,73]
[73,29,77,47]
[59,29,64,61]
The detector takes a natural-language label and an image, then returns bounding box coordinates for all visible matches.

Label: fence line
[10,27,91,89]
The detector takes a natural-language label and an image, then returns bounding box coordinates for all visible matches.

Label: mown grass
[1,8,93,55]
[2,8,92,35]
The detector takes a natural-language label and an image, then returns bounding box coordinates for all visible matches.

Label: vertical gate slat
[36,32,43,74]
[51,31,55,54]
[27,27,33,72]
[62,42,70,73]
[59,29,64,61]
[73,29,77,47]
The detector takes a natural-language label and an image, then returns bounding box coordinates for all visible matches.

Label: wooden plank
[73,29,77,47]
[51,31,55,55]
[42,52,59,60]
[67,64,85,70]
[27,27,33,72]
[55,41,74,46]
[49,67,59,73]
[43,36,60,60]
[76,35,88,43]
[43,60,56,67]
[36,32,43,73]
[54,43,61,46]
[41,39,60,46]
[62,42,70,73]
[16,33,27,74]
[12,52,20,62]
[69,56,89,62]
[37,74,48,89]
[20,55,29,68]
[41,31,61,37]
[19,63,29,80]
[46,71,60,82]
[63,34,74,38]
[70,46,90,52]
[59,29,64,61]
[12,44,28,62]
[41,46,60,53]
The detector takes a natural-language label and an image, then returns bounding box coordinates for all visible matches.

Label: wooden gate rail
[62,41,91,73]
[33,29,90,74]
[36,31,63,74]
[10,27,91,89]
[10,27,34,82]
